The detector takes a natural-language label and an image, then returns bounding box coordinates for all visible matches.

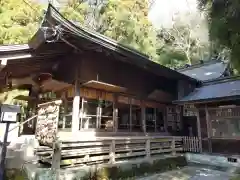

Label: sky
[148,0,199,29]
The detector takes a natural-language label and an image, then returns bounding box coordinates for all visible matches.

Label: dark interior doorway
[182,116,197,136]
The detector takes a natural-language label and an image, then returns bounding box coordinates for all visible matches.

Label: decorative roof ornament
[41,25,62,43]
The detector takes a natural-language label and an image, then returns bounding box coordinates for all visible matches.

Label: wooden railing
[182,136,202,153]
[36,136,183,167]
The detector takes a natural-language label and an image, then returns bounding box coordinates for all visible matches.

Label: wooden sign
[117,96,141,106]
[145,101,163,108]
[183,104,197,117]
[66,87,114,101]
[131,98,141,106]
[118,96,129,104]
[214,107,240,118]
[35,100,62,147]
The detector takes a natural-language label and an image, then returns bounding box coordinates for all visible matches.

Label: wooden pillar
[145,139,151,159]
[196,110,202,152]
[164,108,168,132]
[154,108,157,132]
[171,137,176,155]
[205,106,212,153]
[129,99,132,132]
[141,102,146,133]
[62,92,67,129]
[51,137,61,179]
[109,140,116,164]
[72,68,80,132]
[113,95,118,132]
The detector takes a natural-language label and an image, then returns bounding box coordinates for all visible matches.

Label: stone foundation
[23,155,187,180]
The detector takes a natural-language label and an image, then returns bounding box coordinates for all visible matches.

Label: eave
[29,4,198,83]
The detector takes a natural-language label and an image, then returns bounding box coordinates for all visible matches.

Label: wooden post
[171,137,176,156]
[72,67,80,132]
[129,99,132,132]
[196,110,202,152]
[62,92,67,129]
[51,137,61,179]
[154,108,157,132]
[80,97,84,130]
[109,140,116,164]
[145,139,151,159]
[96,105,100,129]
[141,103,146,133]
[163,108,168,133]
[113,95,118,132]
[205,106,212,153]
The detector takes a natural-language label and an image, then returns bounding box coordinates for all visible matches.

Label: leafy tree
[60,0,89,24]
[0,0,43,44]
[63,0,158,60]
[156,11,210,68]
[198,0,240,71]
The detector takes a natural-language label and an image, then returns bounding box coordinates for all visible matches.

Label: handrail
[8,114,38,133]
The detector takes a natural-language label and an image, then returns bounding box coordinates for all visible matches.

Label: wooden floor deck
[35,136,201,168]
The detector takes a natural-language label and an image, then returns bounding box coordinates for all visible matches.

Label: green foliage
[63,0,158,60]
[198,0,240,71]
[101,0,158,60]
[0,0,43,44]
[0,0,215,69]
[60,0,89,24]
[156,11,211,68]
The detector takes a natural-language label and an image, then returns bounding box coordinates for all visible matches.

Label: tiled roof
[178,60,228,81]
[32,4,197,82]
[174,77,240,103]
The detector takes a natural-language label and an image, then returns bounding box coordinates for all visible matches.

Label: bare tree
[160,11,210,65]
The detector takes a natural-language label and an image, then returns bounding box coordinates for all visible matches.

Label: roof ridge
[203,75,240,86]
[46,4,198,82]
[177,59,224,72]
[49,4,150,59]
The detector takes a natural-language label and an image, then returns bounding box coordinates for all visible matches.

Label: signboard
[145,101,163,108]
[208,107,240,118]
[118,96,129,104]
[1,112,17,123]
[67,87,114,101]
[0,104,20,123]
[67,86,163,108]
[183,104,197,117]
[35,100,62,147]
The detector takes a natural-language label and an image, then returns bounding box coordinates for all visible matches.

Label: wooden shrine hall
[2,4,240,166]
[0,4,199,143]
